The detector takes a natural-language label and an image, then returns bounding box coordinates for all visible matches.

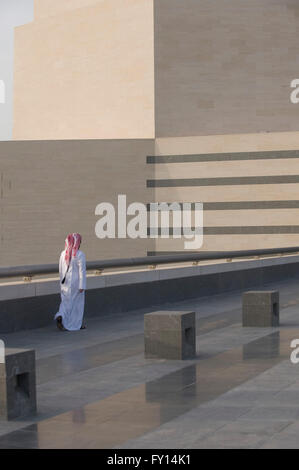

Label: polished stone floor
[1,278,299,448]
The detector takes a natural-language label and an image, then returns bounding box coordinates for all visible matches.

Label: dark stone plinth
[0,348,36,420]
[144,311,196,360]
[242,291,279,327]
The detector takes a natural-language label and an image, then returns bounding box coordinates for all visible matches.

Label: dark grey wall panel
[147,175,299,188]
[148,201,299,211]
[149,226,299,235]
[147,150,299,164]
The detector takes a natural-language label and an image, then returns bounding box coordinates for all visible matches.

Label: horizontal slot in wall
[147,175,299,187]
[147,201,299,210]
[149,227,299,235]
[147,150,299,164]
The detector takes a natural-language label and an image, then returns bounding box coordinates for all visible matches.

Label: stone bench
[242,290,279,327]
[0,347,36,420]
[144,311,196,360]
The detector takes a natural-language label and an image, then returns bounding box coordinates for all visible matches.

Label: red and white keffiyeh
[64,233,82,266]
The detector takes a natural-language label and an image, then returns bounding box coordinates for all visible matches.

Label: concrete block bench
[0,348,36,420]
[144,311,196,360]
[242,290,279,327]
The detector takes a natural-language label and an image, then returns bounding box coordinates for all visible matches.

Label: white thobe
[54,249,86,331]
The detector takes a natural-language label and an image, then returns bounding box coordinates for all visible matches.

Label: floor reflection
[243,332,280,360]
[0,328,298,448]
[37,334,144,385]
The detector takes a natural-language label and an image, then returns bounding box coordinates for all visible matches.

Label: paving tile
[187,431,267,449]
[0,277,299,447]
[240,406,299,421]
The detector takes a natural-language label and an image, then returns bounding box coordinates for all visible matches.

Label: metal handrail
[0,246,298,280]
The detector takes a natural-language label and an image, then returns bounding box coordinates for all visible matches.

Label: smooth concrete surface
[243,291,280,327]
[0,277,298,447]
[0,348,36,420]
[0,256,298,333]
[144,311,196,360]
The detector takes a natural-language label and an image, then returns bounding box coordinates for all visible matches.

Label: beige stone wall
[155,132,299,156]
[2,134,299,263]
[13,0,154,140]
[9,0,299,261]
[153,235,299,253]
[155,0,299,138]
[14,0,299,140]
[149,134,299,254]
[34,0,104,19]
[0,139,154,266]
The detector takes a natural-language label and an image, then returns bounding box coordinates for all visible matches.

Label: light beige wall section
[154,235,299,253]
[154,184,299,204]
[150,209,299,227]
[155,132,299,156]
[0,139,154,267]
[153,159,299,179]
[150,135,299,253]
[34,0,104,19]
[192,210,299,227]
[13,0,154,140]
[155,0,299,138]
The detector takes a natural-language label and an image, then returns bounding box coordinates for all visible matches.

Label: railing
[0,246,298,281]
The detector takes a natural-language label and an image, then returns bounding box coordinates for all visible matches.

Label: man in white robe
[54,233,86,331]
